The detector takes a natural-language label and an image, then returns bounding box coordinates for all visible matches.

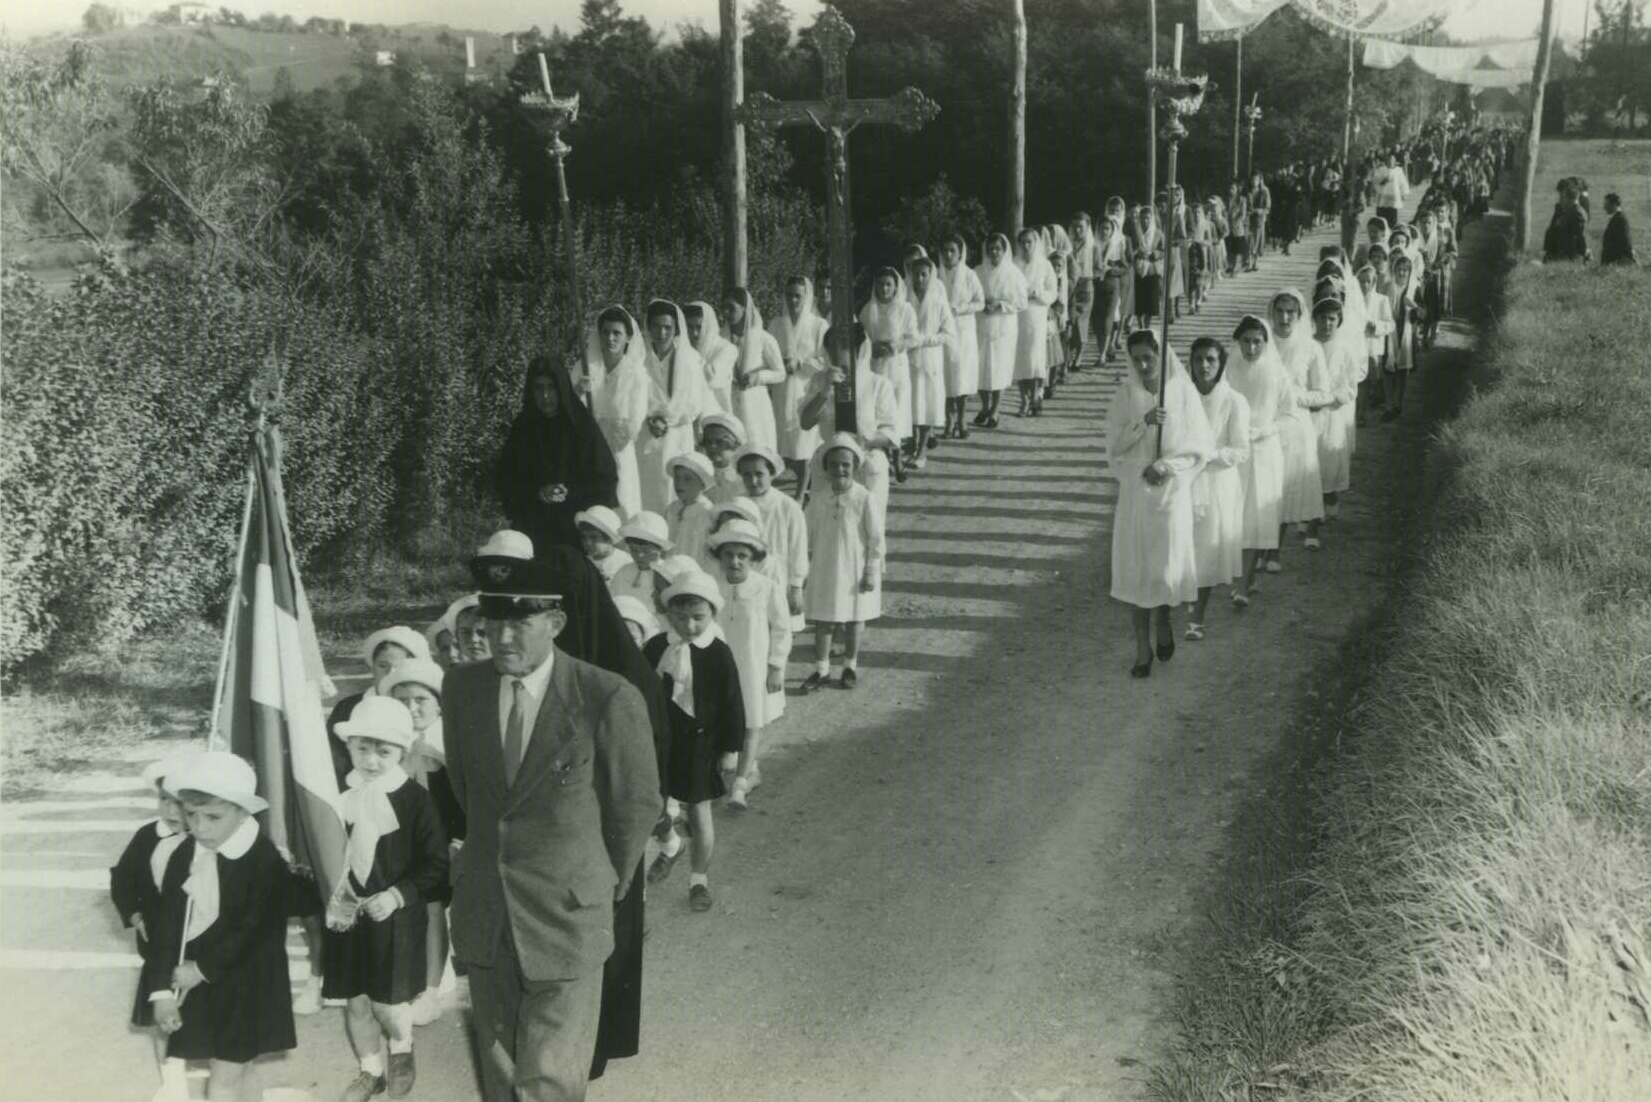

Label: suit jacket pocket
[567,876,611,909]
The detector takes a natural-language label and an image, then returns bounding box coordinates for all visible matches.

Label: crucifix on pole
[738,5,939,434]
[520,55,586,360]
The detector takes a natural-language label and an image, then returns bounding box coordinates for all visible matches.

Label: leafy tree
[82,3,123,34]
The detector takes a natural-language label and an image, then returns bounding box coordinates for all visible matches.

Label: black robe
[1602,211,1636,267]
[497,358,619,554]
[146,832,296,1063]
[110,820,183,1026]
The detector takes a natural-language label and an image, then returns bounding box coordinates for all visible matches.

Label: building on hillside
[170,1,212,22]
[375,50,396,66]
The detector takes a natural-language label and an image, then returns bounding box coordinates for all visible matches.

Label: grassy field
[1150,142,1651,1101]
[1533,137,1650,260]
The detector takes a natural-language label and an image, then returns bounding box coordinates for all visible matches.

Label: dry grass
[1150,148,1651,1102]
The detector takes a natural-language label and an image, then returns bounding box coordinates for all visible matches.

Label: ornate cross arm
[737,87,939,134]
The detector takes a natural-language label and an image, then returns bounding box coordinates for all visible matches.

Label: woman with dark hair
[1185,336,1249,642]
[497,355,621,554]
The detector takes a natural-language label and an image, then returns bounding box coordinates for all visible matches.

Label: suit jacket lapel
[505,651,580,809]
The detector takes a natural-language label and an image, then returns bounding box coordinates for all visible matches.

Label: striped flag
[210,424,347,901]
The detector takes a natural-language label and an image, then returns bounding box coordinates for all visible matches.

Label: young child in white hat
[697,412,748,505]
[708,519,791,810]
[642,571,746,912]
[110,746,199,1102]
[609,511,671,609]
[802,435,885,691]
[664,451,717,565]
[574,505,632,584]
[144,751,294,1102]
[325,695,450,1102]
[735,442,809,632]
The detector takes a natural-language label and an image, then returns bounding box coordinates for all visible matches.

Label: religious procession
[6,0,1644,1100]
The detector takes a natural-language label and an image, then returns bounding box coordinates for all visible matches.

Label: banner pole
[207,455,257,751]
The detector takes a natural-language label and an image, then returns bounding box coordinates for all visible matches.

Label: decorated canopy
[1196,0,1455,43]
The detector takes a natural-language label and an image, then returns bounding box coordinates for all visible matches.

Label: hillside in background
[24,21,518,97]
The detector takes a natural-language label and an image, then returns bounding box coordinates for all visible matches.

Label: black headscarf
[535,543,667,1076]
[496,355,619,555]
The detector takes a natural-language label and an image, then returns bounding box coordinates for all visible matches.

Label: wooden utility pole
[1232,34,1243,182]
[721,0,749,289]
[1148,0,1158,200]
[1008,0,1027,235]
[1518,0,1558,252]
[1340,33,1358,253]
[739,7,939,433]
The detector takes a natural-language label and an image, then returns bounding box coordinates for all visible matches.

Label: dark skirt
[166,939,296,1063]
[664,726,725,805]
[322,901,429,1006]
[130,931,157,1028]
[1226,234,1248,259]
[589,858,645,1080]
[1133,274,1162,321]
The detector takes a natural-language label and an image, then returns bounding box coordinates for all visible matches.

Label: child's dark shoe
[341,1071,386,1102]
[799,672,828,694]
[689,884,713,912]
[387,1052,415,1099]
[839,668,858,690]
[646,848,681,885]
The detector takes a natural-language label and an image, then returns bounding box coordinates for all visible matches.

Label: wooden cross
[738,5,939,433]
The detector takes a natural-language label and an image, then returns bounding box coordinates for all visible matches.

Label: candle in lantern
[1173,23,1183,71]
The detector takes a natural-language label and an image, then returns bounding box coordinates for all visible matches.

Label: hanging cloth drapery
[1196,0,1454,43]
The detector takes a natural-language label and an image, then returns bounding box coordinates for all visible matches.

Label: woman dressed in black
[497,355,620,554]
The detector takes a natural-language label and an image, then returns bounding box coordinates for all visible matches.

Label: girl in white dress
[1309,295,1362,531]
[1107,329,1213,678]
[1355,262,1394,424]
[974,233,1028,428]
[859,267,919,456]
[769,276,829,487]
[797,323,902,529]
[1266,289,1327,570]
[1224,315,1289,603]
[801,433,885,693]
[664,451,716,565]
[1013,227,1059,417]
[1185,337,1250,640]
[589,305,649,517]
[574,505,632,584]
[734,442,808,633]
[610,511,672,608]
[640,300,716,515]
[902,247,956,470]
[724,288,786,453]
[697,412,747,505]
[687,301,738,416]
[708,518,791,811]
[938,235,984,439]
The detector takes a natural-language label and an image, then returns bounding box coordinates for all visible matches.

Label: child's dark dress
[322,778,449,1006]
[642,634,746,803]
[146,833,296,1063]
[110,820,184,1027]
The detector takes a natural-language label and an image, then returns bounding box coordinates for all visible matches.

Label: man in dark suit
[444,530,661,1102]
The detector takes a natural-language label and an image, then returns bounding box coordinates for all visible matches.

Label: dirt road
[3,190,1461,1102]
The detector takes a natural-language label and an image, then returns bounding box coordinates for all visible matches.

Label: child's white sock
[388,1034,414,1055]
[689,872,709,889]
[360,1052,386,1077]
[386,1004,414,1052]
[660,831,682,858]
[159,1058,187,1091]
[815,658,830,676]
[843,656,858,671]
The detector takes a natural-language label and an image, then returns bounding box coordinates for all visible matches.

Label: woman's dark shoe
[1156,640,1175,662]
[1130,658,1153,679]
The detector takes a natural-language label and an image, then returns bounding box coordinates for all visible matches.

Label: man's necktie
[503,679,528,786]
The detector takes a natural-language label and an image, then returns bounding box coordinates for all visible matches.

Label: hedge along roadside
[1149,248,1651,1093]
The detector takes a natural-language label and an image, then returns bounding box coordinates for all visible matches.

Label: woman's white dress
[1192,382,1250,588]
[908,281,956,428]
[1225,351,1288,551]
[803,480,884,624]
[860,295,919,444]
[769,295,829,462]
[975,257,1028,393]
[1313,337,1361,495]
[595,360,651,518]
[640,331,715,515]
[730,302,786,452]
[716,571,790,728]
[1014,252,1058,383]
[1272,330,1328,524]
[1106,367,1214,608]
[941,261,984,397]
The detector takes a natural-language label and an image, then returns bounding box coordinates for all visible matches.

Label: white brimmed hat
[379,658,444,698]
[574,505,623,543]
[652,554,704,585]
[613,595,661,639]
[707,518,768,556]
[662,570,724,613]
[475,529,535,561]
[171,751,268,814]
[335,695,417,750]
[142,745,205,793]
[699,412,747,446]
[618,511,671,549]
[665,452,715,488]
[712,496,762,528]
[733,443,784,477]
[363,626,430,668]
[816,432,866,469]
